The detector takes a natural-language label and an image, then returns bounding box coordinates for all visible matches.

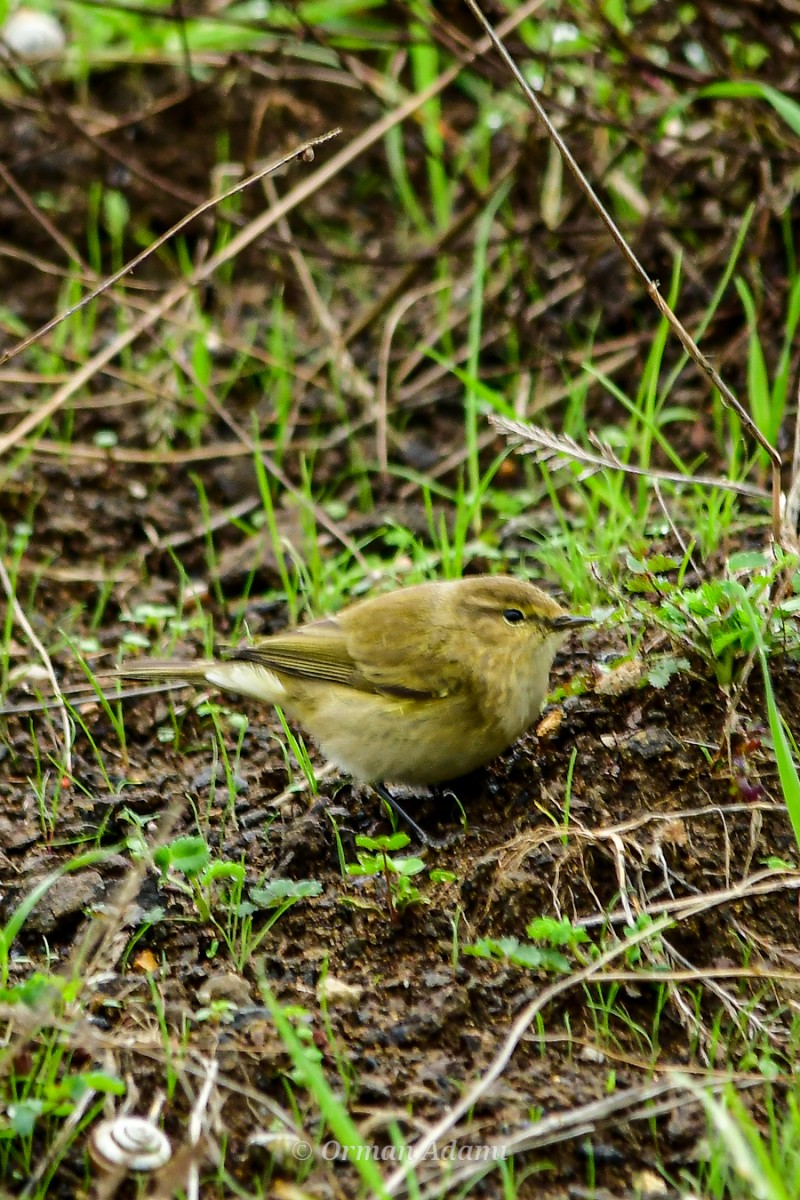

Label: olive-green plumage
[119,575,589,785]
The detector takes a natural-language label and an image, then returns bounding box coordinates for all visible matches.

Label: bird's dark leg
[374,783,435,847]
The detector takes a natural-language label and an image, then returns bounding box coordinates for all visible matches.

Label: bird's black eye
[503,608,525,625]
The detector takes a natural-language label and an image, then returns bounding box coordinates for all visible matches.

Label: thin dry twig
[384,906,677,1194]
[383,866,800,1195]
[653,477,699,573]
[664,937,777,1042]
[25,439,259,465]
[0,553,72,776]
[721,564,798,742]
[0,680,186,719]
[465,0,784,543]
[0,159,89,274]
[185,1059,218,1200]
[64,808,182,994]
[262,174,373,405]
[0,132,339,371]
[0,0,547,463]
[0,132,332,459]
[424,1074,763,1200]
[782,379,800,552]
[18,1087,95,1199]
[376,279,453,475]
[167,343,371,572]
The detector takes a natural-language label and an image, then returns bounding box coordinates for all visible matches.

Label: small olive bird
[119,575,590,832]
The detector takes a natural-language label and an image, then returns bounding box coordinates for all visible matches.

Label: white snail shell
[0,9,66,60]
[89,1117,172,1172]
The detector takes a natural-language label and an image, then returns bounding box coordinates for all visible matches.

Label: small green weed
[687,1080,800,1200]
[464,916,592,974]
[259,983,388,1196]
[627,550,800,689]
[0,852,128,1189]
[344,833,427,921]
[152,834,322,970]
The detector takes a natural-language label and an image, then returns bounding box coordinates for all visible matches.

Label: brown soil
[2,4,800,1197]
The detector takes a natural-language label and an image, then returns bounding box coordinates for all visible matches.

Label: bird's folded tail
[116,659,215,682]
[116,657,288,704]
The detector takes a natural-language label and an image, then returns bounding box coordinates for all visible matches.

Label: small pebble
[190,764,247,793]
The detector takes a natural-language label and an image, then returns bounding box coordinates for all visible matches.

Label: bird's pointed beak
[552,613,594,630]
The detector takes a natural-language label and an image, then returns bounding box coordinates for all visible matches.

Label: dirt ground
[2,4,800,1197]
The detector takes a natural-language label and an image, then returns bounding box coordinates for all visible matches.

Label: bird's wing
[230,620,358,687]
[227,611,452,701]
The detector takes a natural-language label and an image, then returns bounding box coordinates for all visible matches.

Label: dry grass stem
[0,553,72,776]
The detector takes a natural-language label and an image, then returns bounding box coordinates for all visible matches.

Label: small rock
[536,708,563,738]
[594,658,646,695]
[190,764,247,793]
[342,937,367,959]
[618,728,682,760]
[357,1076,393,1104]
[578,1139,624,1164]
[578,1044,606,1064]
[422,970,450,988]
[316,975,363,1008]
[632,1168,669,1196]
[27,870,104,933]
[0,814,39,850]
[197,972,253,1007]
[664,1102,704,1145]
[387,1023,414,1046]
[460,1032,482,1053]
